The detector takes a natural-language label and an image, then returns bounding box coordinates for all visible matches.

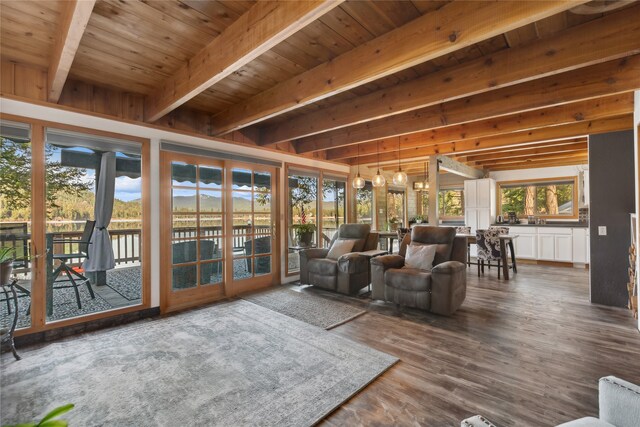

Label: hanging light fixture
[352,143,365,189]
[392,136,407,186]
[372,140,386,187]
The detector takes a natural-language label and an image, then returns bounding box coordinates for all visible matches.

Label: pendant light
[352,143,365,189]
[392,136,407,186]
[372,140,386,187]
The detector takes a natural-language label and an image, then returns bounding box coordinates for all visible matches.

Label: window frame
[496,176,579,220]
[417,187,465,221]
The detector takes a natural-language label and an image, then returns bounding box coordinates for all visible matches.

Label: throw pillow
[327,239,355,260]
[405,244,437,271]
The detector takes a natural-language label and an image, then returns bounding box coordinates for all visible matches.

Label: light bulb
[392,170,408,186]
[352,174,365,189]
[372,171,386,187]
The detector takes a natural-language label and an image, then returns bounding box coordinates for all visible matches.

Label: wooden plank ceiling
[1,0,639,171]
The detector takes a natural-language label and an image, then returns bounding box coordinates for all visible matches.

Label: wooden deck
[318,264,640,426]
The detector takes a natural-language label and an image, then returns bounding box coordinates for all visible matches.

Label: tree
[0,138,91,219]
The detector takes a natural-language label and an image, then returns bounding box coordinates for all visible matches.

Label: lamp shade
[392,170,408,186]
[352,173,366,189]
[372,171,386,187]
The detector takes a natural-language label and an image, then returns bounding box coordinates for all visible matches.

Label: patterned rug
[243,286,367,329]
[1,300,397,426]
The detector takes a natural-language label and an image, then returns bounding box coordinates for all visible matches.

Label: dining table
[457,233,519,280]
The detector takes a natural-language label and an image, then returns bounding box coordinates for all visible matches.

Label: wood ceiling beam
[351,115,632,166]
[485,158,588,171]
[210,1,582,136]
[269,5,640,147]
[48,0,96,103]
[460,142,588,162]
[325,92,632,161]
[451,138,587,161]
[473,151,588,166]
[144,0,342,122]
[300,55,640,155]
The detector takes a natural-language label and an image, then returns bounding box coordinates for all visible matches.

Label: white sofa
[461,376,640,427]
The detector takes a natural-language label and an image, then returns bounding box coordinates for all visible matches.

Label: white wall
[1,97,350,306]
[489,165,587,182]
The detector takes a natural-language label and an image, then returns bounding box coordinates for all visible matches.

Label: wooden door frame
[224,160,279,296]
[159,153,280,313]
[0,113,151,335]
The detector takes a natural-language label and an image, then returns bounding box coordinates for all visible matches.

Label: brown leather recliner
[299,224,379,295]
[371,226,467,315]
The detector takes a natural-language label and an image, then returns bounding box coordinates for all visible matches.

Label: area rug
[106,266,142,301]
[243,286,367,329]
[1,300,398,427]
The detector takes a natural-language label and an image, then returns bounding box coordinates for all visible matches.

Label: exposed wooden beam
[144,0,341,122]
[461,142,588,163]
[486,158,588,171]
[210,0,583,136]
[298,55,640,154]
[267,5,640,147]
[352,115,632,166]
[436,155,484,179]
[452,138,587,160]
[325,93,631,161]
[48,0,96,103]
[474,151,588,166]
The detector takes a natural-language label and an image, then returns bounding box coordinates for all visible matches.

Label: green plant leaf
[37,404,74,426]
[38,421,68,427]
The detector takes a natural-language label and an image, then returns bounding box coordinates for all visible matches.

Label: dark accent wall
[589,130,635,307]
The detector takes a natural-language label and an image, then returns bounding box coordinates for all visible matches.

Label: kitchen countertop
[492,223,589,228]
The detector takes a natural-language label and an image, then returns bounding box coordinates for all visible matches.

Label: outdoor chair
[172,240,219,288]
[51,220,96,309]
[244,236,271,275]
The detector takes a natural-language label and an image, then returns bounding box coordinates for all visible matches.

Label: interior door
[227,163,277,295]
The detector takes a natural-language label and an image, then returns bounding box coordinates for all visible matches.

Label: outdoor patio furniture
[0,278,21,360]
[51,220,96,309]
[244,236,271,275]
[172,240,219,288]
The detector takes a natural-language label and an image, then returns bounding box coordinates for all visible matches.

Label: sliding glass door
[161,153,277,312]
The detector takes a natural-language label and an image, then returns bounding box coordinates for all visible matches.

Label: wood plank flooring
[314,264,640,426]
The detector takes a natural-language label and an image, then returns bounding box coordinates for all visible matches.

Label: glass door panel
[0,121,33,330]
[230,167,274,282]
[170,162,224,292]
[44,128,143,322]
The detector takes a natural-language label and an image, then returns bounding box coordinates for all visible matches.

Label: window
[322,178,346,242]
[498,178,577,218]
[387,190,404,228]
[356,181,373,225]
[417,188,464,220]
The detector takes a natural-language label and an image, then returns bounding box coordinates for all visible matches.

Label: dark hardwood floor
[314,264,640,426]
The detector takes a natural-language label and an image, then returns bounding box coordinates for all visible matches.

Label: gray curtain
[84,152,116,272]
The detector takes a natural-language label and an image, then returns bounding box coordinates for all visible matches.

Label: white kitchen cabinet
[572,228,588,263]
[476,179,492,209]
[554,234,573,262]
[537,228,573,262]
[464,180,478,208]
[464,178,495,233]
[509,226,538,260]
[538,234,556,260]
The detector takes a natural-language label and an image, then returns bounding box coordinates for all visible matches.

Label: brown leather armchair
[299,224,379,295]
[371,226,467,315]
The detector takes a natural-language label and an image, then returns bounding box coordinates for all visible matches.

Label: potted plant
[414,215,423,224]
[388,217,400,231]
[0,247,14,287]
[293,224,316,247]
